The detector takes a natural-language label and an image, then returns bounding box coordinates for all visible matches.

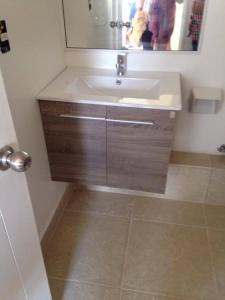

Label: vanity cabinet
[39,100,176,193]
[39,100,107,185]
[107,107,175,193]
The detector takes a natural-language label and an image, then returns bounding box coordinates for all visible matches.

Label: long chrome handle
[60,114,106,121]
[107,119,156,126]
[0,146,32,172]
[60,114,156,126]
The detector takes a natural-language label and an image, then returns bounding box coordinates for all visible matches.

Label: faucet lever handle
[116,53,127,76]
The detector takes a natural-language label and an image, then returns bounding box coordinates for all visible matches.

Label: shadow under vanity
[38,67,181,193]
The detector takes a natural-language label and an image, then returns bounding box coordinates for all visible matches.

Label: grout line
[132,217,207,229]
[203,166,213,206]
[121,287,204,300]
[63,208,130,220]
[119,205,135,300]
[65,202,225,230]
[62,206,225,231]
[169,162,212,170]
[202,205,219,300]
[54,190,225,231]
[206,226,225,231]
[48,275,118,289]
[49,275,209,300]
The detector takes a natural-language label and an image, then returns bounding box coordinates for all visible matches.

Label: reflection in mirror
[62,0,205,51]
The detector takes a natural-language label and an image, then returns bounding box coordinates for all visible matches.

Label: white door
[0,69,52,300]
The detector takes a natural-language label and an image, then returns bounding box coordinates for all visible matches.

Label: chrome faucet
[116,53,127,77]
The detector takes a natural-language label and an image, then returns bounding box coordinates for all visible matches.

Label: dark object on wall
[218,144,225,153]
[88,0,92,11]
[0,20,11,54]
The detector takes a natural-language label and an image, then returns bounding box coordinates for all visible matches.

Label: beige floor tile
[210,155,225,170]
[44,212,129,286]
[66,189,134,218]
[133,197,206,226]
[205,204,225,229]
[123,220,216,299]
[208,229,225,299]
[165,165,210,203]
[171,151,211,168]
[206,169,225,206]
[49,278,120,300]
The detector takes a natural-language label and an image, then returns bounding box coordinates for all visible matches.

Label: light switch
[0,20,11,54]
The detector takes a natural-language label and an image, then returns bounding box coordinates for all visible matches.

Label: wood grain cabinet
[106,107,175,193]
[39,100,176,193]
[39,100,107,185]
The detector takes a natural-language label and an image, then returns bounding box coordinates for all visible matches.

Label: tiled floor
[43,189,225,300]
[166,152,225,205]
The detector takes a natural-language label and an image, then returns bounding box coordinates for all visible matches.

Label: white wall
[65,0,225,154]
[0,0,67,238]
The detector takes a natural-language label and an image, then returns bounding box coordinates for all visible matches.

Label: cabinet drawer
[39,100,106,118]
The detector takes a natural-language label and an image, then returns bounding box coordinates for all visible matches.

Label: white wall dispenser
[189,87,222,114]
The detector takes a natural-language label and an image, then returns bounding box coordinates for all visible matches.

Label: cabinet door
[107,107,175,193]
[39,101,107,185]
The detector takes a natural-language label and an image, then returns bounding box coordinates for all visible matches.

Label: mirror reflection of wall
[62,0,205,51]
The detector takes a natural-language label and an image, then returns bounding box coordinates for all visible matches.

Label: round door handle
[0,146,32,172]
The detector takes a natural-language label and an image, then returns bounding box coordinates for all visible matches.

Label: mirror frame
[61,0,208,52]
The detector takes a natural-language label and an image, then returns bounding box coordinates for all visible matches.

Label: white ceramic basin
[65,75,160,99]
[38,67,182,111]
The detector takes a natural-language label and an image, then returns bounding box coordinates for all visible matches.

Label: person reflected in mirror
[139,0,154,50]
[128,0,138,21]
[141,29,153,49]
[127,0,153,49]
[148,0,183,50]
[127,8,148,47]
[188,0,204,51]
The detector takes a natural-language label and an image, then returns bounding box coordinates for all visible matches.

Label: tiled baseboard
[170,151,225,169]
[41,186,73,251]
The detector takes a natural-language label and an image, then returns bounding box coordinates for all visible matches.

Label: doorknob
[0,146,32,172]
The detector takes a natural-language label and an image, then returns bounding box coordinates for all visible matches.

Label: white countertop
[37,67,182,111]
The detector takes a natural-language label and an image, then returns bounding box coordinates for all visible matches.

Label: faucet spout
[116,53,127,77]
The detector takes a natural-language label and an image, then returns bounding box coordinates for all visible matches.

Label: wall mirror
[62,0,206,51]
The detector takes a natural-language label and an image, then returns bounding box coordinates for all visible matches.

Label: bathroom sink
[38,67,182,111]
[65,75,160,99]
